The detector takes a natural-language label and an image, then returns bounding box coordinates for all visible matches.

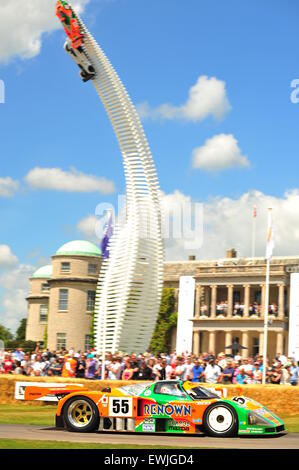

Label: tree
[90,310,95,348]
[150,288,177,354]
[5,339,37,352]
[0,323,13,342]
[16,318,27,341]
[43,324,48,349]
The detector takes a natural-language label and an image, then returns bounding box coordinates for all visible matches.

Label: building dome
[56,240,102,257]
[32,265,52,279]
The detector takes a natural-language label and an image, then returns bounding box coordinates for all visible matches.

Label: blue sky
[0,0,298,330]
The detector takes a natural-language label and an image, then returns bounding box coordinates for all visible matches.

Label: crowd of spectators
[0,344,298,386]
[201,302,278,317]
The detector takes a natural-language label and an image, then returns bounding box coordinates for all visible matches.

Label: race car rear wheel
[203,403,238,437]
[63,396,99,433]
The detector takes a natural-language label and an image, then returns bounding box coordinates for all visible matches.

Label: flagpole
[262,208,272,384]
[262,255,270,384]
[252,205,257,258]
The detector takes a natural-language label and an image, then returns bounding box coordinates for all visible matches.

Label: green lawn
[0,403,298,432]
[0,404,55,426]
[281,415,299,433]
[0,439,183,449]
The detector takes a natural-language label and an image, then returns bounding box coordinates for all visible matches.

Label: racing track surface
[0,424,298,449]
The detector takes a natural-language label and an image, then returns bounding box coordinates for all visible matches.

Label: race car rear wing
[24,384,89,401]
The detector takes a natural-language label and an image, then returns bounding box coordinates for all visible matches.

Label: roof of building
[165,255,299,266]
[32,264,53,279]
[56,240,102,257]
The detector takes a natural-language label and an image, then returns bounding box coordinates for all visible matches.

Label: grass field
[0,404,56,426]
[0,403,298,435]
[0,439,186,449]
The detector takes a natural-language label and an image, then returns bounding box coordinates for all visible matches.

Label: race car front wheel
[203,403,238,437]
[63,396,100,433]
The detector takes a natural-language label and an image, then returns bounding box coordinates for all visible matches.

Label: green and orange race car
[24,380,285,437]
[56,0,96,82]
[56,0,83,49]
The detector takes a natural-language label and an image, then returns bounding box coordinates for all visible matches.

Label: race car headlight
[248,412,271,426]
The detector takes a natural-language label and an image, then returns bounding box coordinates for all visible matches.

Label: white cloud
[137,75,231,122]
[0,244,34,332]
[0,263,35,332]
[0,177,19,197]
[76,188,299,261]
[77,210,115,241]
[192,133,250,172]
[161,189,299,260]
[0,0,90,63]
[77,214,98,240]
[0,245,18,267]
[25,167,116,194]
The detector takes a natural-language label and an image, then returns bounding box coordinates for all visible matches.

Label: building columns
[241,331,249,358]
[276,331,284,355]
[260,284,266,318]
[278,284,285,320]
[208,331,216,354]
[259,331,264,355]
[193,330,200,355]
[227,285,233,318]
[244,284,250,318]
[225,330,232,353]
[211,286,217,318]
[205,287,210,316]
[195,285,201,318]
[286,286,290,317]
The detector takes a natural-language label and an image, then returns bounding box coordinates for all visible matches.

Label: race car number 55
[108,397,133,417]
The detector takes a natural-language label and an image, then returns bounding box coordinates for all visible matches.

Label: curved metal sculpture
[56,1,164,354]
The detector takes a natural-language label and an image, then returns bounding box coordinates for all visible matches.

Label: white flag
[265,210,274,260]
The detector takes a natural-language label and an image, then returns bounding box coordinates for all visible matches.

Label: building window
[252,337,259,356]
[284,288,288,316]
[41,282,49,292]
[87,290,96,311]
[61,262,70,273]
[85,334,91,352]
[254,290,261,304]
[232,336,240,356]
[39,305,47,323]
[57,333,66,350]
[59,289,69,311]
[233,290,241,304]
[88,263,97,275]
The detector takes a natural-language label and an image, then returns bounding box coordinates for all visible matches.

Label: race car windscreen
[185,386,220,400]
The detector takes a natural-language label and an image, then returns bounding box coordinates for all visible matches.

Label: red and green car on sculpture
[24,380,285,437]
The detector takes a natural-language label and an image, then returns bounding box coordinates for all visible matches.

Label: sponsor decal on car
[239,428,264,434]
[96,394,108,407]
[168,419,190,431]
[144,403,191,417]
[142,418,155,432]
[102,395,108,406]
[192,418,202,424]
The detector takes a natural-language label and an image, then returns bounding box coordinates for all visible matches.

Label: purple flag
[101,212,113,259]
